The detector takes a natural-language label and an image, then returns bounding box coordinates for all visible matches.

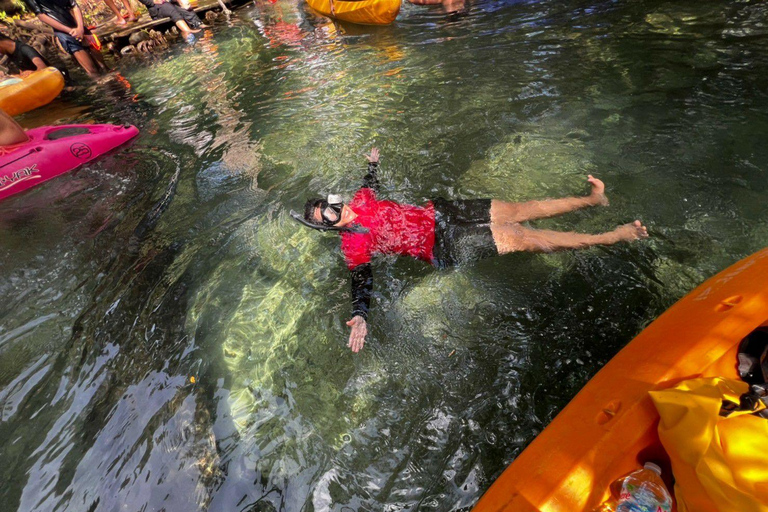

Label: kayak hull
[0,67,65,116]
[306,0,401,25]
[0,124,139,201]
[472,249,768,512]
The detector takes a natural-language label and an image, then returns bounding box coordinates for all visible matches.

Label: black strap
[289,210,368,234]
[720,383,768,418]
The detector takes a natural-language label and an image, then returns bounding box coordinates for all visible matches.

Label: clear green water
[2,0,768,510]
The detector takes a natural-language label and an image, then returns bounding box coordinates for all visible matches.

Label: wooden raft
[92,0,236,41]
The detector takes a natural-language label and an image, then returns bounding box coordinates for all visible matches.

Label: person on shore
[21,0,109,78]
[103,0,138,26]
[136,0,205,36]
[294,148,649,353]
[0,33,49,74]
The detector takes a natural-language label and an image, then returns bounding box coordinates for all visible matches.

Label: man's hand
[365,147,379,163]
[346,315,367,353]
[70,26,84,40]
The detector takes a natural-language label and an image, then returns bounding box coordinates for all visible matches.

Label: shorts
[432,198,498,268]
[54,30,94,55]
[147,2,202,27]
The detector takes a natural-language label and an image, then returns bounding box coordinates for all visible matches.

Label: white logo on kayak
[0,164,41,191]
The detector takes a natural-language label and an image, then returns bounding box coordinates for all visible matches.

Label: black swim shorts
[147,2,202,27]
[54,31,87,55]
[432,198,499,268]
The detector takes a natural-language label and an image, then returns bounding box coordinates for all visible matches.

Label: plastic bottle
[615,462,672,512]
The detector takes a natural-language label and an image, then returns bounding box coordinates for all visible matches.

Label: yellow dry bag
[649,377,768,512]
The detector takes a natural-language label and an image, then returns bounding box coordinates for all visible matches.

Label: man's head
[291,196,364,234]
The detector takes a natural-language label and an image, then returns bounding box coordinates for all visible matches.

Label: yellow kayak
[472,248,768,512]
[306,0,401,25]
[0,67,65,116]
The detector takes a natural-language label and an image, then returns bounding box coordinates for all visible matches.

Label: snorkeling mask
[321,194,344,226]
[290,194,369,234]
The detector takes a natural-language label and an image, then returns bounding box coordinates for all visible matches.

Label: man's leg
[72,49,101,77]
[491,175,609,225]
[175,19,200,33]
[154,3,201,33]
[88,48,109,72]
[103,0,127,24]
[0,109,29,146]
[491,220,648,254]
[121,0,138,21]
[178,5,204,28]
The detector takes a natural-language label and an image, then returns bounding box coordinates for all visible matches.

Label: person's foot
[186,27,202,33]
[198,23,210,28]
[112,15,127,25]
[126,14,138,22]
[614,220,649,242]
[587,175,609,206]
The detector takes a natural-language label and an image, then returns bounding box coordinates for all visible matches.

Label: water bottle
[615,462,672,512]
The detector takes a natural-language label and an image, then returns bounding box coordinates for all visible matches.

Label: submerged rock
[129,30,151,46]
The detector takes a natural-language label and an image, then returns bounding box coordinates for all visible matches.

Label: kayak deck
[0,124,139,201]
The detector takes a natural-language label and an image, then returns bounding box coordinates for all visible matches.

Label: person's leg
[121,0,138,21]
[155,3,201,33]
[0,109,29,146]
[178,5,204,28]
[491,220,648,254]
[491,175,609,225]
[103,0,128,24]
[88,47,109,72]
[71,49,100,77]
[175,19,200,33]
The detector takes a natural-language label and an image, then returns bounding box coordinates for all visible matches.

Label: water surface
[2,0,768,510]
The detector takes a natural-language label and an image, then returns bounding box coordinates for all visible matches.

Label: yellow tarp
[650,377,768,512]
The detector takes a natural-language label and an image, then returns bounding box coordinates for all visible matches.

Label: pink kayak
[0,124,139,201]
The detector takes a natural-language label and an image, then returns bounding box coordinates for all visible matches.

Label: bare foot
[186,27,202,34]
[587,174,609,206]
[614,220,648,242]
[126,15,138,22]
[112,15,127,25]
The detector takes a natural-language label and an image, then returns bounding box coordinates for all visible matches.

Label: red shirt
[341,188,436,269]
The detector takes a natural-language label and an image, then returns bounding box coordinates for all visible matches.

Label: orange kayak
[473,248,768,512]
[0,67,65,116]
[306,0,401,25]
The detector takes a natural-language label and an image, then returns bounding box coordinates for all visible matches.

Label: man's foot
[588,175,609,206]
[112,15,127,25]
[613,220,649,242]
[126,14,138,22]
